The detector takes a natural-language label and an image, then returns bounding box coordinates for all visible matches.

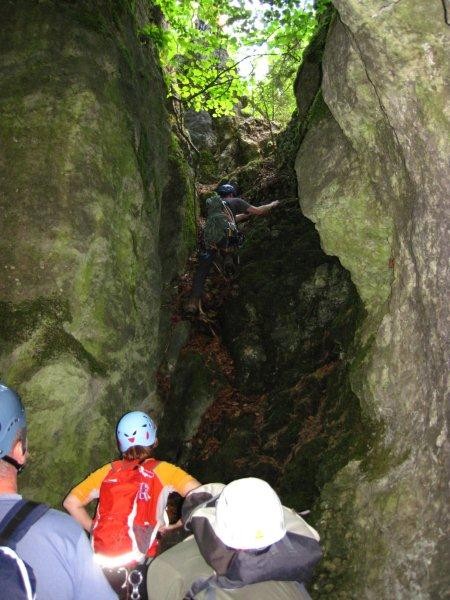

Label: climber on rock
[63,411,201,600]
[185,183,279,314]
[146,477,322,599]
[216,182,279,222]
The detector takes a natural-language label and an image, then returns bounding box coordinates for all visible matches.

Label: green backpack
[203,195,237,248]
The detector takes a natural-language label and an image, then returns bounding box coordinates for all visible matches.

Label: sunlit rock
[295,1,449,596]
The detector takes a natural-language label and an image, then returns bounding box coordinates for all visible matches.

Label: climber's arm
[246,200,279,216]
[234,201,279,222]
[63,493,94,533]
[235,212,252,223]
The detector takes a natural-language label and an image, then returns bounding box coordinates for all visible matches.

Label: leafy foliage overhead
[141,0,330,121]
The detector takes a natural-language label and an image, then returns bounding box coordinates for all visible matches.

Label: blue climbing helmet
[0,384,26,462]
[116,411,157,452]
[216,183,236,197]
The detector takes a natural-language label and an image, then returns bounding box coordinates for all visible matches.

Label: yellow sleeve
[154,462,197,496]
[69,463,112,504]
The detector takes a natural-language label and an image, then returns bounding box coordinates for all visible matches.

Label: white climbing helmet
[116,411,157,452]
[213,478,286,550]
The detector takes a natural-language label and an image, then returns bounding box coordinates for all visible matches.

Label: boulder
[295,1,449,596]
[0,0,195,504]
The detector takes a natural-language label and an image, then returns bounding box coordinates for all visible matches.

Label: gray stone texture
[173,185,367,519]
[295,1,449,597]
[0,0,195,504]
[184,110,277,182]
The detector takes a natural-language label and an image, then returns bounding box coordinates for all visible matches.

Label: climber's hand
[159,519,183,534]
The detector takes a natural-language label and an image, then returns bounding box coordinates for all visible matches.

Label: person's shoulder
[153,459,174,471]
[42,506,81,527]
[0,496,83,537]
[153,459,188,469]
[207,581,309,600]
[151,535,199,568]
[39,506,84,537]
[152,460,191,478]
[227,197,251,210]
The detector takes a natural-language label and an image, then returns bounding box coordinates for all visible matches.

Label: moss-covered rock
[184,109,278,185]
[294,1,449,596]
[296,100,393,315]
[157,339,226,463]
[177,197,368,517]
[221,202,362,391]
[0,0,194,504]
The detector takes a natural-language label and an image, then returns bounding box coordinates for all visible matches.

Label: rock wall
[184,109,277,183]
[295,1,449,597]
[0,0,195,504]
[0,0,447,595]
[191,199,368,512]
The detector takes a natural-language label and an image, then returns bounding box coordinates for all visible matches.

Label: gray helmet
[0,384,26,461]
[216,183,236,197]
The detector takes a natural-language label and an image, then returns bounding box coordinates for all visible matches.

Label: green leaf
[146,0,327,122]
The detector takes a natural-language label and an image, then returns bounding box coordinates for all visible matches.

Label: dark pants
[103,562,149,600]
[192,242,241,300]
[191,249,217,299]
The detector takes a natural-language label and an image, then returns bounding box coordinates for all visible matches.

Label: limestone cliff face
[184,109,277,183]
[295,1,449,597]
[163,194,368,513]
[0,0,447,595]
[0,0,195,504]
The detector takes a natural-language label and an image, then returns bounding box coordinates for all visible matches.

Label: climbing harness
[128,568,144,600]
[113,564,146,600]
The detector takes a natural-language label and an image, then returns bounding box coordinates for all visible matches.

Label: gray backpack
[203,195,238,248]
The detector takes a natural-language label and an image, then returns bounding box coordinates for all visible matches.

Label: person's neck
[0,475,19,495]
